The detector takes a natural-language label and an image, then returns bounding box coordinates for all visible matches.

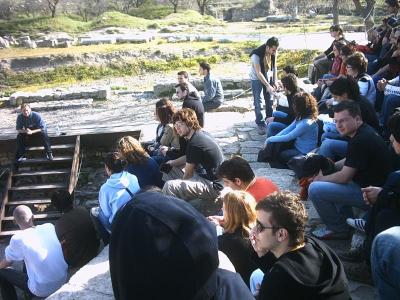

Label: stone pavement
[45,108,376,299]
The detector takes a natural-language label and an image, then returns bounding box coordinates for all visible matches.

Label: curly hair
[256,191,307,247]
[292,92,318,120]
[116,136,149,165]
[155,98,176,125]
[172,108,201,131]
[346,52,368,74]
[281,73,298,95]
[223,191,256,237]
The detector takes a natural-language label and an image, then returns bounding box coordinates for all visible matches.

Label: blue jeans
[266,122,286,138]
[381,94,400,130]
[0,268,33,300]
[371,226,400,299]
[317,138,348,161]
[308,181,368,232]
[279,148,301,165]
[252,80,272,125]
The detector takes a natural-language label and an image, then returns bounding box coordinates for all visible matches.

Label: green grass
[130,5,173,20]
[90,11,151,30]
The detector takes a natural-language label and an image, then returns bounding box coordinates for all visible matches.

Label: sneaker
[46,152,54,160]
[337,248,365,263]
[311,227,351,240]
[91,207,100,218]
[346,218,366,232]
[257,125,266,135]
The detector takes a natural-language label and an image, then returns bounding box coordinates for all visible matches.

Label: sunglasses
[254,219,280,233]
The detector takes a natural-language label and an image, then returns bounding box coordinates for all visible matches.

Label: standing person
[311,25,347,83]
[250,191,350,299]
[51,190,100,269]
[175,82,205,127]
[162,108,225,202]
[249,37,279,135]
[198,62,224,111]
[117,136,164,188]
[15,103,53,161]
[208,191,258,286]
[0,206,68,300]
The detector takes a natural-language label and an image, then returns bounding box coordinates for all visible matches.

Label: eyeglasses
[174,121,187,128]
[254,219,280,233]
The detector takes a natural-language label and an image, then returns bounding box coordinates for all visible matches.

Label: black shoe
[46,153,54,160]
[338,248,365,263]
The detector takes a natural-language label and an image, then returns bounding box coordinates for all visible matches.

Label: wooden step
[9,183,67,191]
[2,213,61,221]
[6,198,52,206]
[26,144,75,151]
[13,169,70,177]
[17,156,73,165]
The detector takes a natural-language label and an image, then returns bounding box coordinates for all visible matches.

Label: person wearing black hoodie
[176,82,205,127]
[250,191,350,299]
[109,191,254,300]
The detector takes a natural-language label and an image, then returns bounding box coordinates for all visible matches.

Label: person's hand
[361,186,382,206]
[265,117,274,125]
[207,215,224,226]
[377,79,388,92]
[159,146,169,157]
[312,170,324,182]
[267,85,276,95]
[326,98,334,107]
[26,128,32,135]
[250,228,268,257]
[147,145,155,152]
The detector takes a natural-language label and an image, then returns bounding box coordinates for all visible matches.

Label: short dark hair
[330,24,344,36]
[340,44,355,57]
[172,108,201,130]
[175,82,189,92]
[266,36,279,48]
[329,75,360,100]
[177,71,189,78]
[104,152,125,174]
[281,74,298,95]
[217,156,255,183]
[333,100,361,118]
[51,190,73,212]
[388,111,400,142]
[282,65,298,77]
[199,62,210,72]
[256,191,307,247]
[346,52,368,74]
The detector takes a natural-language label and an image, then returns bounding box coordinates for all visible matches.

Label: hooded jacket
[254,236,350,300]
[98,171,140,224]
[109,192,254,300]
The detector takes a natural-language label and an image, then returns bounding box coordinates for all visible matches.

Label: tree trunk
[364,0,375,31]
[352,0,363,15]
[174,4,178,13]
[333,0,339,25]
[51,7,56,18]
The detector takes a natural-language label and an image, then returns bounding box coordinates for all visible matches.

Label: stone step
[13,169,70,177]
[2,212,61,221]
[9,183,67,191]
[17,156,73,165]
[26,144,75,151]
[6,198,52,206]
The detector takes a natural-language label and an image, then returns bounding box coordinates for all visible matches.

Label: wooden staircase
[0,136,81,237]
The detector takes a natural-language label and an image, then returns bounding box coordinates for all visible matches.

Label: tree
[352,0,376,31]
[45,0,60,18]
[121,0,147,13]
[196,0,213,15]
[333,0,339,25]
[169,0,179,13]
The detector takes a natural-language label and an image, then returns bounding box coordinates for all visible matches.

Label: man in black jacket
[251,191,350,299]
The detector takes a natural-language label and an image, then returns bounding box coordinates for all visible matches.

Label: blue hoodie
[99,171,140,224]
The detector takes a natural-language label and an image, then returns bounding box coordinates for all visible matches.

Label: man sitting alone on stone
[15,103,53,161]
[309,100,392,240]
[217,156,278,203]
[0,205,68,300]
[198,62,224,111]
[162,108,225,202]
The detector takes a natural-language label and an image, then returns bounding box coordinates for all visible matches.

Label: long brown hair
[292,92,318,121]
[223,191,256,237]
[116,136,149,165]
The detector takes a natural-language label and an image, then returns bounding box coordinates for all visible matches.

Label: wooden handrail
[68,135,81,196]
[0,170,12,234]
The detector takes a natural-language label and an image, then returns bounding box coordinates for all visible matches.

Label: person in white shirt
[0,205,68,299]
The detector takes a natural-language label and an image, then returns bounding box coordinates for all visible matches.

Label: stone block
[97,89,110,100]
[36,39,58,48]
[79,37,116,46]
[58,41,72,48]
[116,35,151,43]
[0,37,10,48]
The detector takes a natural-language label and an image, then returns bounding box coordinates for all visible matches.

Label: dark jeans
[16,130,52,160]
[203,101,222,112]
[0,268,34,300]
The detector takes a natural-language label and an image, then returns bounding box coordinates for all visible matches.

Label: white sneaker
[91,207,100,218]
[346,218,366,232]
[17,157,27,162]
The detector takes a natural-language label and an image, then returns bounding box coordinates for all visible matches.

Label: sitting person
[109,191,254,300]
[177,70,198,93]
[51,190,100,269]
[199,62,224,111]
[371,226,400,299]
[147,98,180,164]
[175,82,205,127]
[345,52,377,106]
[91,152,140,244]
[309,101,392,240]
[250,191,350,299]
[0,206,68,300]
[377,75,400,137]
[117,136,164,188]
[208,191,258,287]
[318,75,380,160]
[263,92,319,167]
[216,156,278,203]
[162,108,225,202]
[265,73,301,138]
[15,103,53,161]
